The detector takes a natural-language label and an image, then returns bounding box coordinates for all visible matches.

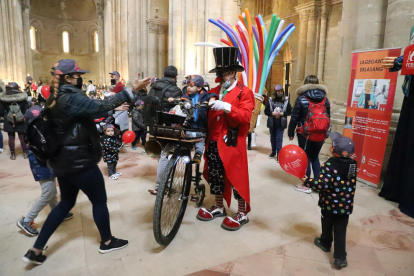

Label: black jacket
[149,77,183,111]
[181,89,218,129]
[0,89,29,133]
[304,157,357,215]
[288,84,330,138]
[131,109,145,131]
[264,97,292,130]
[46,84,133,174]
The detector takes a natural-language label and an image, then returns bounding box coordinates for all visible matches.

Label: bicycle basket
[156,111,187,125]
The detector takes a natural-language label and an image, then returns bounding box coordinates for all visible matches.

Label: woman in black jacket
[264,84,292,161]
[23,59,151,265]
[288,75,330,189]
[0,82,29,160]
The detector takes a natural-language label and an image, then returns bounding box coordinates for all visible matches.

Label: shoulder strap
[161,84,174,98]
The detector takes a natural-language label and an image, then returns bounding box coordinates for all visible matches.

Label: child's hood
[326,157,357,179]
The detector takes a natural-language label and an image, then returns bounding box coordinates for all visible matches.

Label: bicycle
[146,101,208,246]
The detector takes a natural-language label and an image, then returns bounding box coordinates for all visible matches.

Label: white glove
[210,100,232,113]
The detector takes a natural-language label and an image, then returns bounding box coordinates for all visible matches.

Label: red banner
[401,44,414,75]
[343,48,400,187]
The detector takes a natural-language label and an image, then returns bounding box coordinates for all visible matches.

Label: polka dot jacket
[304,157,357,215]
[101,135,123,163]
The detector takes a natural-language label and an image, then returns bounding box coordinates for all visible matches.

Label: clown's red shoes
[221,212,249,231]
[196,205,227,221]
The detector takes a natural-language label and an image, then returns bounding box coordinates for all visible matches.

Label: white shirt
[87,84,96,93]
[219,81,237,100]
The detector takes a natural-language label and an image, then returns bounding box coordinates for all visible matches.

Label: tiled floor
[188,209,414,276]
[0,119,413,276]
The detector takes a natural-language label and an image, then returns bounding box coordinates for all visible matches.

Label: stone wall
[29,14,100,84]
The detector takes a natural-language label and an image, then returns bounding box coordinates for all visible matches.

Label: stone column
[0,0,28,85]
[382,0,414,169]
[383,0,414,109]
[295,9,309,82]
[158,24,168,78]
[305,7,321,76]
[317,6,331,81]
[21,1,33,78]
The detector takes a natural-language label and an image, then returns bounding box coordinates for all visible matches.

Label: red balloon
[122,130,136,144]
[279,144,308,178]
[41,85,50,99]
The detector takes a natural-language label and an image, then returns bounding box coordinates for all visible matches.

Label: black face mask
[110,79,116,85]
[74,77,83,89]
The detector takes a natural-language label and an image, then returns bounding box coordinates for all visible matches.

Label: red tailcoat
[203,83,255,212]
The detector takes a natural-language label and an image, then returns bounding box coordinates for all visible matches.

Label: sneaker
[23,152,28,159]
[269,153,276,159]
[64,212,74,221]
[22,248,47,265]
[314,237,331,252]
[148,189,158,195]
[0,148,4,153]
[10,153,16,160]
[132,146,137,150]
[141,151,147,155]
[17,218,38,236]
[109,175,118,180]
[221,212,249,231]
[114,172,122,176]
[193,152,202,164]
[196,205,227,221]
[333,259,348,269]
[99,237,128,253]
[294,185,311,194]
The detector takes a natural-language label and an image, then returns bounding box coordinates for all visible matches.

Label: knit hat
[330,132,355,158]
[104,124,115,130]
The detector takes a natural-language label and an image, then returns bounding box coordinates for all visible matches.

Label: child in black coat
[101,124,123,180]
[300,132,357,270]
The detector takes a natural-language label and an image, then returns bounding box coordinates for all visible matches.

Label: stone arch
[30,19,43,51]
[88,24,98,53]
[56,24,75,54]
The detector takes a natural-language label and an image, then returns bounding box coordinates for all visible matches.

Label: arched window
[94,31,99,52]
[62,31,69,53]
[30,26,36,50]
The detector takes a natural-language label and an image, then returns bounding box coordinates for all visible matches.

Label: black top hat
[209,47,244,73]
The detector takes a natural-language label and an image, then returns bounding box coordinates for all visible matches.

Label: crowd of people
[1,39,412,271]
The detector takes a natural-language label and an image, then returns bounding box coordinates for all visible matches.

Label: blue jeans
[297,134,324,178]
[34,166,112,249]
[270,127,284,155]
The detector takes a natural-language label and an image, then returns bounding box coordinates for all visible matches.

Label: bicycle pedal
[190,194,199,201]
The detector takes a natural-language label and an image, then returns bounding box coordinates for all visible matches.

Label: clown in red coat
[197,47,255,231]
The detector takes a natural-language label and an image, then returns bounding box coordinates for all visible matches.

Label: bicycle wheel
[153,152,192,246]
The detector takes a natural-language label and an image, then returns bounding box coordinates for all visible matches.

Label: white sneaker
[114,172,122,176]
[0,148,4,153]
[109,175,118,180]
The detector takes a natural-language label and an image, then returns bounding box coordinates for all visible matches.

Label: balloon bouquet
[195,9,296,133]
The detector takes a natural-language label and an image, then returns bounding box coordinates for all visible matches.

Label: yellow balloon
[261,104,265,111]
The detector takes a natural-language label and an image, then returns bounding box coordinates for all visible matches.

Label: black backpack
[142,84,173,125]
[25,112,61,161]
